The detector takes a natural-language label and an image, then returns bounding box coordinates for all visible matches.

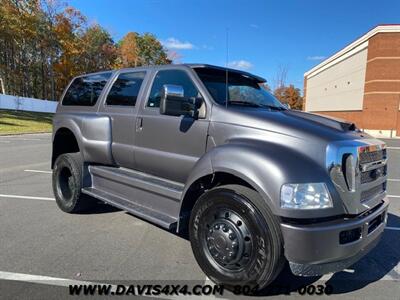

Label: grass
[0,109,53,135]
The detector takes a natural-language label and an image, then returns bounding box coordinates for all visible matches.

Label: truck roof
[76,63,266,83]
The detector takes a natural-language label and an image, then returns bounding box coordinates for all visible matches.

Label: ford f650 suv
[52,64,389,290]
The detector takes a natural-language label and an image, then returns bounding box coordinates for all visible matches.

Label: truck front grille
[360,166,387,184]
[358,144,387,204]
[361,183,386,203]
[359,149,386,164]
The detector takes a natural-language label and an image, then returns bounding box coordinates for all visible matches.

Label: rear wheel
[189,184,284,292]
[52,152,92,213]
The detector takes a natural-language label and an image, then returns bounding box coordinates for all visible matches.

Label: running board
[82,187,177,229]
[82,165,184,230]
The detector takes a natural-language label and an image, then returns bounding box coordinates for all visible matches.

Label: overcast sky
[70,0,400,91]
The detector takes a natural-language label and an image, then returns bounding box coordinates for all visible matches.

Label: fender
[181,139,344,219]
[53,113,113,165]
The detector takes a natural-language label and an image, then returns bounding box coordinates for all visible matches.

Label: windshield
[194,67,286,110]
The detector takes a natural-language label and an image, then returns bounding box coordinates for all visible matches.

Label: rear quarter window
[62,72,112,106]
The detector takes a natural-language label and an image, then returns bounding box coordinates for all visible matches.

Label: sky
[69,0,400,92]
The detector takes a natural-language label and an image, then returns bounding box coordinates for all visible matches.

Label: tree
[273,64,288,90]
[274,84,303,110]
[136,33,171,66]
[0,0,171,101]
[79,24,117,73]
[119,32,139,68]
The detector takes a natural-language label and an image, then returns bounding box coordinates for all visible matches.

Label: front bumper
[280,197,389,276]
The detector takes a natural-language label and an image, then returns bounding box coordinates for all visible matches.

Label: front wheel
[189,184,285,292]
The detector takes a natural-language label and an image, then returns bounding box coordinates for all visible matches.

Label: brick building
[303,25,400,137]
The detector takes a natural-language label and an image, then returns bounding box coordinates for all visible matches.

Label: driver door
[134,69,209,183]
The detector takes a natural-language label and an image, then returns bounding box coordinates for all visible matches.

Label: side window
[147,70,199,108]
[62,72,111,106]
[106,72,146,106]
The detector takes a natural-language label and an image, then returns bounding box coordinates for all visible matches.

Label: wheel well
[178,172,254,233]
[52,128,80,168]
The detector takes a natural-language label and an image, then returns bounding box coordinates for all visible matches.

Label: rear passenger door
[99,70,147,169]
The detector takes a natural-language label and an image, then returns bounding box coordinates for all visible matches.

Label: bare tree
[273,64,288,90]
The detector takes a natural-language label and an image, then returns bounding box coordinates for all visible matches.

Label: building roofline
[304,24,400,78]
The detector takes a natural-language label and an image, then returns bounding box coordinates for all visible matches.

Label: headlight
[280,183,333,209]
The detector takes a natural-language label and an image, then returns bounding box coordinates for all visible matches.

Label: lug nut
[214,224,220,230]
[229,234,235,240]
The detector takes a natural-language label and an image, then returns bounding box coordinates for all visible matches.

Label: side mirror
[160,84,202,118]
[283,103,291,109]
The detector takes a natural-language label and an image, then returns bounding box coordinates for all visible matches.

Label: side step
[82,165,184,230]
[82,187,177,229]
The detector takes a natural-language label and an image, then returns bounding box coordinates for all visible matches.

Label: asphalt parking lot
[0,133,399,299]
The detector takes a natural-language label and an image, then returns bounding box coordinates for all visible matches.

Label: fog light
[340,228,362,244]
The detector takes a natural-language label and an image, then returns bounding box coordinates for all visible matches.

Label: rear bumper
[281,197,389,276]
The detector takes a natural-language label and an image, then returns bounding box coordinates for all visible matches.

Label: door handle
[136,117,143,132]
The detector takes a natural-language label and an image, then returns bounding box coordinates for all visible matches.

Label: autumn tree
[79,24,117,73]
[136,33,171,66]
[119,32,139,68]
[0,0,171,101]
[274,84,303,110]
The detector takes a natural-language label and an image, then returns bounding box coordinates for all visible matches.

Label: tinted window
[106,72,146,106]
[194,68,285,109]
[62,72,111,106]
[147,70,199,108]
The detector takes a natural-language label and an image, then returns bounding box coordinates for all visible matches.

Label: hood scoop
[285,110,358,132]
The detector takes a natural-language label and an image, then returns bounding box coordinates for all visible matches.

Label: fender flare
[53,113,113,165]
[180,140,340,221]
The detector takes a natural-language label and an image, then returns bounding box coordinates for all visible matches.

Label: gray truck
[52,64,389,290]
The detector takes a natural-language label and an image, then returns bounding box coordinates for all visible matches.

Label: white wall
[305,46,368,112]
[0,94,58,113]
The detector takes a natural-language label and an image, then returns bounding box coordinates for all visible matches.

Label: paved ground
[0,133,399,299]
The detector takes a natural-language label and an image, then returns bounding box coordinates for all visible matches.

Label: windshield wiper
[227,101,286,110]
[226,100,264,108]
[259,104,287,111]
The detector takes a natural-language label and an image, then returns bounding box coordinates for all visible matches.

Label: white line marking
[0,141,10,143]
[320,268,400,282]
[387,147,400,150]
[388,179,400,182]
[386,226,400,231]
[388,195,400,198]
[0,271,221,299]
[24,169,52,174]
[320,273,333,281]
[0,271,93,287]
[0,194,55,201]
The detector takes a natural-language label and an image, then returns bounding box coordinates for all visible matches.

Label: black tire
[52,152,91,213]
[189,184,285,292]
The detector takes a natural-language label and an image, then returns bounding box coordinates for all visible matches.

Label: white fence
[0,94,58,113]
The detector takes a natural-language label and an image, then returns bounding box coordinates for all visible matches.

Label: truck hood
[211,106,367,142]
